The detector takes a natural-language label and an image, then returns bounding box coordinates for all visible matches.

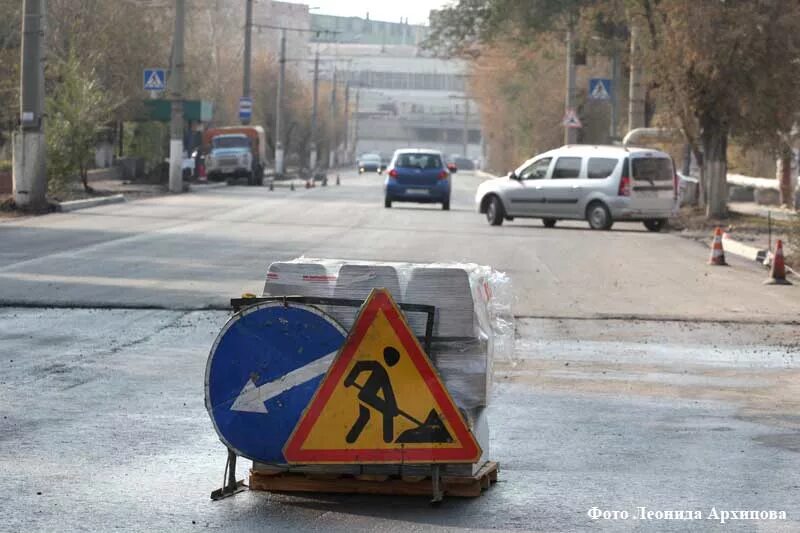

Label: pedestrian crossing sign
[589,78,612,100]
[143,69,166,92]
[283,288,481,464]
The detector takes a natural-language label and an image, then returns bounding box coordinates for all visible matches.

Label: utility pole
[462,100,470,157]
[343,81,350,164]
[309,49,319,171]
[242,0,253,125]
[275,29,286,175]
[353,88,360,158]
[628,22,645,131]
[13,0,46,210]
[328,67,337,168]
[564,24,578,145]
[610,47,620,141]
[168,0,186,193]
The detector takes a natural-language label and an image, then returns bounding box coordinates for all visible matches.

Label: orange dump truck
[202,126,267,186]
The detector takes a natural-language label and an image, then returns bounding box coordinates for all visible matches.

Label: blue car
[384,149,452,211]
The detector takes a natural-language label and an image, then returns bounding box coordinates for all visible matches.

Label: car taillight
[673,173,679,200]
[388,169,398,178]
[618,175,631,196]
[438,170,449,179]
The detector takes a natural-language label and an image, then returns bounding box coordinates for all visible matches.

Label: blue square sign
[143,69,166,92]
[589,78,612,100]
[239,97,253,122]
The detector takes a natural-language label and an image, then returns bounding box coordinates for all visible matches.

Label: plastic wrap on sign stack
[262,258,515,411]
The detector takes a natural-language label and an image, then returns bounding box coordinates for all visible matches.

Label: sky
[289,0,452,26]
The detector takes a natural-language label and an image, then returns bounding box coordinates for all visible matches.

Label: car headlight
[239,154,250,165]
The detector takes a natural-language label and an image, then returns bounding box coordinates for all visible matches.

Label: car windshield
[395,153,443,169]
[360,154,380,162]
[212,136,250,149]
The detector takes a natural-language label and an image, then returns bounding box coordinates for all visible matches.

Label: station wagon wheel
[543,218,557,228]
[643,219,666,232]
[586,202,613,230]
[485,196,504,226]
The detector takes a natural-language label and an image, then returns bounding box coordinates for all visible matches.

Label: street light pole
[310,48,319,171]
[275,29,286,175]
[13,0,47,210]
[168,0,185,193]
[242,0,253,125]
[329,67,337,168]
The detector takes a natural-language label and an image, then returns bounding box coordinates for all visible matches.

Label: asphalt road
[1,170,799,532]
[1,170,798,319]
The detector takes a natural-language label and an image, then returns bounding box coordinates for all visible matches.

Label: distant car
[357,153,382,173]
[384,148,452,210]
[475,144,677,231]
[453,156,475,171]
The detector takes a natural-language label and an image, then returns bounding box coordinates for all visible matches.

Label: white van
[475,145,677,231]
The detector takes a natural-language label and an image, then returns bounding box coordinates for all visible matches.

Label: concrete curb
[56,194,125,212]
[189,182,228,191]
[720,232,799,279]
[721,233,767,263]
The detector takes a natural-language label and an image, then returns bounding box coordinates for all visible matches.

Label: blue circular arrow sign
[205,302,346,463]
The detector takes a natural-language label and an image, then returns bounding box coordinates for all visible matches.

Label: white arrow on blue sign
[589,78,612,100]
[239,97,253,122]
[143,69,167,92]
[205,301,346,463]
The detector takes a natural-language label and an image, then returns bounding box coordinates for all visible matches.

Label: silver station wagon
[476,145,677,231]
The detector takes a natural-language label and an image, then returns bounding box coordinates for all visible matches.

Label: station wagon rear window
[632,157,673,182]
[587,158,618,179]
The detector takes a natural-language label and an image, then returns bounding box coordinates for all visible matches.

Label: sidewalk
[729,202,798,222]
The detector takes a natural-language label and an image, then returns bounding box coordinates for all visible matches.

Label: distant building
[253,1,311,79]
[311,14,482,166]
[311,13,428,46]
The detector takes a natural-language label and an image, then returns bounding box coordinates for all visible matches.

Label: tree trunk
[777,146,792,207]
[702,123,728,218]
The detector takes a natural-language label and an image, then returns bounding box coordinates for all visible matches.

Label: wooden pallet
[249,461,499,498]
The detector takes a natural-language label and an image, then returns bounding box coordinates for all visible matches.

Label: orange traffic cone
[764,240,792,285]
[708,227,728,266]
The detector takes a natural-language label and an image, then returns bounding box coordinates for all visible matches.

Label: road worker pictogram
[283,288,481,464]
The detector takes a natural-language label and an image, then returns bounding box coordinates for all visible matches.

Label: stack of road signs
[261,259,515,411]
[256,258,515,478]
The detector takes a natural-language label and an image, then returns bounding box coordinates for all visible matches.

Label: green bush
[46,52,117,193]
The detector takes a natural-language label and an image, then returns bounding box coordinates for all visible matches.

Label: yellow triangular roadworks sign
[284,289,482,464]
